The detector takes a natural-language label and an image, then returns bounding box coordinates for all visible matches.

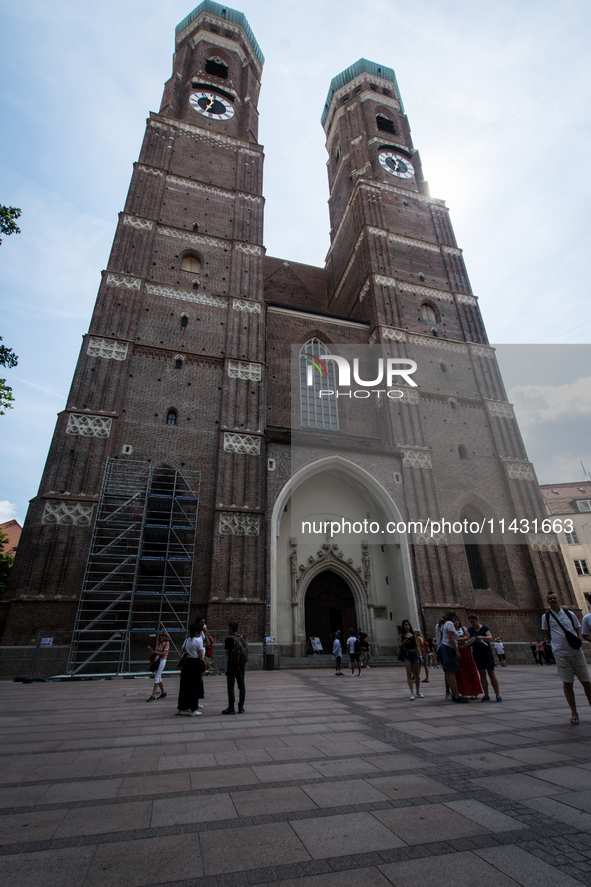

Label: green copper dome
[176,1,264,66]
[321,58,403,126]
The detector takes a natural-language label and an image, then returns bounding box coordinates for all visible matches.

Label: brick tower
[5,2,268,664]
[4,17,576,671]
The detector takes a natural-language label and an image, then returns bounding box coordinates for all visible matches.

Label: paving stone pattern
[0,665,591,886]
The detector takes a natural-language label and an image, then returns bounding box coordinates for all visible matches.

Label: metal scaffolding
[66,459,201,675]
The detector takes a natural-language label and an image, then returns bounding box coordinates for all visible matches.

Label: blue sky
[1,0,591,523]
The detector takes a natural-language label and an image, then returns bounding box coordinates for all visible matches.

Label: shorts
[440,644,460,672]
[403,650,419,664]
[335,656,342,666]
[553,650,590,683]
[473,645,495,672]
[496,653,506,661]
[350,653,360,663]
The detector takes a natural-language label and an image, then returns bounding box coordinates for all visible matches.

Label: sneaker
[417,691,424,698]
[175,708,182,715]
[222,707,235,715]
[410,693,415,700]
[481,695,491,702]
[445,691,453,700]
[238,707,245,713]
[189,710,202,716]
[366,665,371,669]
[452,696,469,704]
[146,696,156,702]
[496,696,503,702]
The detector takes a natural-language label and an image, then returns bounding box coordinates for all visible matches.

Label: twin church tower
[5,2,572,670]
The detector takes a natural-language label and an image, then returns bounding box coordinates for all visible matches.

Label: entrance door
[304,570,355,654]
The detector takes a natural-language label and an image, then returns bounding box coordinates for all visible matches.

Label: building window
[376,115,396,134]
[166,410,177,426]
[576,500,591,512]
[421,302,437,323]
[300,339,338,431]
[566,530,579,545]
[181,254,201,273]
[180,314,189,329]
[205,57,228,79]
[458,445,468,460]
[574,559,590,576]
[175,359,183,369]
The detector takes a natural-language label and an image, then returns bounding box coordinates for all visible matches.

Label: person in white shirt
[494,638,506,666]
[439,611,468,704]
[582,611,591,643]
[347,630,361,675]
[542,592,591,724]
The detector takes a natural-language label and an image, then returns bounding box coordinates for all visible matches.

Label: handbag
[149,653,160,672]
[546,609,582,650]
[178,651,188,669]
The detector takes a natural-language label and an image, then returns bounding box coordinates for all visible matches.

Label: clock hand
[205,95,215,111]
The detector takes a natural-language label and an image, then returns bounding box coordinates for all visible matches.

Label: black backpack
[354,638,362,654]
[544,609,582,650]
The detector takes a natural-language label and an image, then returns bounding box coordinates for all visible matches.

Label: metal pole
[28,632,43,681]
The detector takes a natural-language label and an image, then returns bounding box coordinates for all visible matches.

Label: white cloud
[0,501,19,523]
[508,377,591,429]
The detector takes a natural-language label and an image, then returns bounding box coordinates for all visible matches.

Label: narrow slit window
[422,303,437,323]
[166,410,177,426]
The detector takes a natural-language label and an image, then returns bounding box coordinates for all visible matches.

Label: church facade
[3,1,575,669]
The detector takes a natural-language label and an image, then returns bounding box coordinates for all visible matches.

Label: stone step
[279,655,403,669]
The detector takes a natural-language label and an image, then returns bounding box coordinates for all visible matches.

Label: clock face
[379,151,415,179]
[189,91,234,120]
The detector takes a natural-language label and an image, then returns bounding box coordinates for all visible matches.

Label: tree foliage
[0,337,18,414]
[0,528,14,598]
[0,205,22,412]
[0,205,21,244]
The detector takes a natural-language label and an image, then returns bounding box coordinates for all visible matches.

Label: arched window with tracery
[299,339,338,430]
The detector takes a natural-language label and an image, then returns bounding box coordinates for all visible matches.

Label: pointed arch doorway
[304,569,356,654]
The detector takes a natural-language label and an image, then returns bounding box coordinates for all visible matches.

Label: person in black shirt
[222,621,246,715]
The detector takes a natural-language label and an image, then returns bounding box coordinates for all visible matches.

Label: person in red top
[454,617,483,698]
[147,631,170,701]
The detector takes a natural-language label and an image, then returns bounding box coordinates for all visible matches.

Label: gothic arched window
[181,254,201,273]
[376,114,396,134]
[205,57,228,79]
[421,302,437,324]
[166,409,177,426]
[300,339,338,431]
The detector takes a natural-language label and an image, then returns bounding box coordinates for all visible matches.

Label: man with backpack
[542,592,591,725]
[222,621,248,714]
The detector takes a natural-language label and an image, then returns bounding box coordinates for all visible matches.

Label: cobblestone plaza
[1,665,591,886]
